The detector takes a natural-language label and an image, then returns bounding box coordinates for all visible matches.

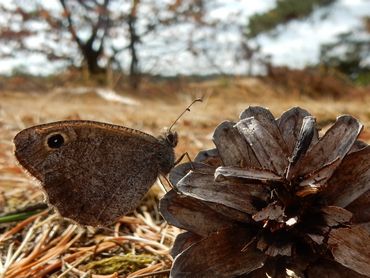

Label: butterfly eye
[167,133,174,142]
[166,131,178,147]
[47,134,65,149]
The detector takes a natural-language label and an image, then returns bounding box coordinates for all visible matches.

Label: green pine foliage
[246,0,336,38]
[320,31,370,85]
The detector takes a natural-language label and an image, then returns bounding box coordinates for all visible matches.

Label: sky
[258,0,370,68]
[0,0,369,76]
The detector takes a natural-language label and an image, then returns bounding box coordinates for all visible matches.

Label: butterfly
[14,99,201,226]
[14,120,178,226]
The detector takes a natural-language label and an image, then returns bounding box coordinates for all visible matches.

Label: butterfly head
[164,130,178,148]
[156,130,178,175]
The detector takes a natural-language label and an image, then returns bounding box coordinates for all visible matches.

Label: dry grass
[0,76,370,277]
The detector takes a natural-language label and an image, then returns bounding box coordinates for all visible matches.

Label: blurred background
[0,1,370,276]
[0,0,369,148]
[1,0,369,87]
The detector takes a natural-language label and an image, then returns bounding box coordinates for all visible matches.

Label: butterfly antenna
[168,98,203,132]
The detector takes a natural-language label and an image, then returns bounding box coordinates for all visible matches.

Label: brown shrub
[265,66,361,98]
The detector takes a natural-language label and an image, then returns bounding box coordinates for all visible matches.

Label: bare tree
[127,0,140,88]
[1,0,252,84]
[59,0,110,74]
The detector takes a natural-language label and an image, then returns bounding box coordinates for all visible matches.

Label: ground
[0,77,369,277]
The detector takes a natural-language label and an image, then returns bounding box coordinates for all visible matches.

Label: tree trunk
[59,0,107,76]
[128,0,141,89]
[81,43,104,75]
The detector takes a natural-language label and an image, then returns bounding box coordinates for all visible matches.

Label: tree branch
[58,0,83,49]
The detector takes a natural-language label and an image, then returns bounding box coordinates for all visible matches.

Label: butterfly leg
[158,175,172,192]
[174,152,194,170]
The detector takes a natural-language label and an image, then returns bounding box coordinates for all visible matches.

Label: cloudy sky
[0,0,369,75]
[257,0,370,68]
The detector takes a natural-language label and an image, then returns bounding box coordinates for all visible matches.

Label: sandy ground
[1,78,370,156]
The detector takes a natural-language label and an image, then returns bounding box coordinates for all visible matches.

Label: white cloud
[257,0,370,68]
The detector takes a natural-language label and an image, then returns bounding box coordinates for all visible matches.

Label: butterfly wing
[14,120,162,226]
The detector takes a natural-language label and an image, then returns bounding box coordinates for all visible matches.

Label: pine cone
[160,106,370,278]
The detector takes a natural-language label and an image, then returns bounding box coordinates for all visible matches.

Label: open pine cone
[160,107,370,277]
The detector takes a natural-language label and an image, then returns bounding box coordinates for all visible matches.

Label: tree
[238,0,342,76]
[0,0,115,76]
[59,0,110,74]
[245,0,337,38]
[320,17,370,84]
[0,0,206,87]
[229,0,338,76]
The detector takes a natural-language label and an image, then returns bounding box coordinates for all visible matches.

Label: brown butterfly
[14,99,201,226]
